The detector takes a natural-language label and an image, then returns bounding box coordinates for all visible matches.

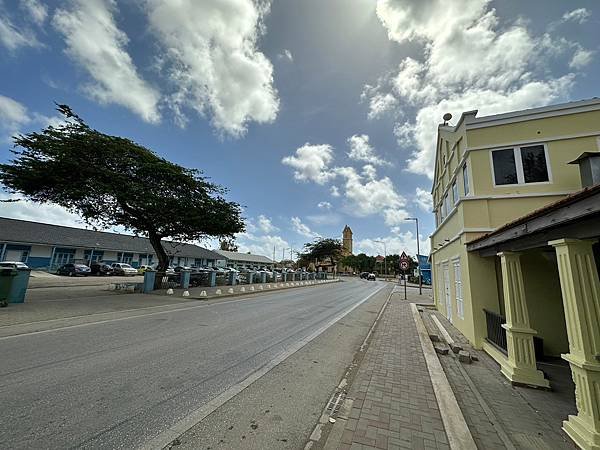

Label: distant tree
[301,238,343,270]
[0,105,245,271]
[219,237,239,252]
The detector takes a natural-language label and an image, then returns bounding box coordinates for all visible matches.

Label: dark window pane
[492,149,517,185]
[521,145,549,183]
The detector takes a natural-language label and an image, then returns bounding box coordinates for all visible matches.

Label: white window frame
[452,181,458,205]
[453,258,464,320]
[462,164,470,196]
[490,143,552,187]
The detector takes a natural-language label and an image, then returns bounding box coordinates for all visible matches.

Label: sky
[0,0,598,259]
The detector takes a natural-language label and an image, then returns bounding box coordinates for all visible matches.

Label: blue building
[0,217,223,270]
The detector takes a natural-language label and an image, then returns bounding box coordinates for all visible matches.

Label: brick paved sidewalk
[331,290,451,450]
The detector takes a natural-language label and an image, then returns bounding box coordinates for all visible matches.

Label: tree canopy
[0,105,245,270]
[301,238,343,268]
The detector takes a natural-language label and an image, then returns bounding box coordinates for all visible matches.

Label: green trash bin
[8,268,31,304]
[0,268,17,307]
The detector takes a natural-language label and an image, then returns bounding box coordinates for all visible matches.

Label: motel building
[430,98,600,450]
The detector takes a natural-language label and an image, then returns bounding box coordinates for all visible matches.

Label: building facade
[430,99,600,450]
[214,250,274,270]
[0,217,222,270]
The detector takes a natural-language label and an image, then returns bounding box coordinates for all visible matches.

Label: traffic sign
[400,260,409,270]
[400,251,409,262]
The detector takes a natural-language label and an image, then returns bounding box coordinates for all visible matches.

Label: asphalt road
[0,279,386,449]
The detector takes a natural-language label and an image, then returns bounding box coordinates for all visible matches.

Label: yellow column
[550,239,600,450]
[498,252,549,388]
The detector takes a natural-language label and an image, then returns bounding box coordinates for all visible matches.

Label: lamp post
[374,240,387,280]
[405,218,422,295]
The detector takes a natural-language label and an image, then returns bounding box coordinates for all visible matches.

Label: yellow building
[430,98,600,450]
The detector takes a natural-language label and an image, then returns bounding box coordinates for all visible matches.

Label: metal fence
[483,309,507,354]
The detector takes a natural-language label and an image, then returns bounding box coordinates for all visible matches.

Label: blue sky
[0,0,598,258]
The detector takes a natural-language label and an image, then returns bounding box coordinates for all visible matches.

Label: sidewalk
[316,285,577,450]
[319,287,453,450]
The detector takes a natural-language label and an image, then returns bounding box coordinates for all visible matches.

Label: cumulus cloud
[361,87,398,120]
[562,8,591,24]
[146,0,279,136]
[291,216,320,238]
[330,186,341,197]
[570,48,594,69]
[20,0,48,25]
[278,49,293,62]
[257,214,278,233]
[0,193,86,228]
[317,201,332,209]
[367,0,584,178]
[414,187,433,212]
[54,0,161,124]
[347,134,390,166]
[0,95,31,139]
[282,143,336,184]
[355,230,430,257]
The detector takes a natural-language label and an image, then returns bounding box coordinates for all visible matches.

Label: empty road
[0,279,386,449]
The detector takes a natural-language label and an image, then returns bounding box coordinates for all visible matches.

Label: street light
[405,217,422,295]
[374,240,387,280]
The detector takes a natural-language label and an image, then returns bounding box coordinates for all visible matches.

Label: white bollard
[215,289,222,295]
[167,288,174,295]
[249,286,255,291]
[259,285,263,290]
[182,290,190,297]
[228,288,234,294]
[240,287,246,293]
[285,283,289,287]
[266,284,271,289]
[200,290,207,297]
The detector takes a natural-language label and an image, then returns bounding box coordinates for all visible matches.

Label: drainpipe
[0,242,6,261]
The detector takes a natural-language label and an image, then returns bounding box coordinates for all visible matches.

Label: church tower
[342,225,353,256]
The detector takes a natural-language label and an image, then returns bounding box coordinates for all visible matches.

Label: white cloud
[361,87,398,120]
[257,214,278,233]
[291,216,320,238]
[317,201,332,209]
[0,13,39,51]
[282,143,336,184]
[369,0,581,178]
[330,186,341,197]
[21,0,48,25]
[236,232,289,260]
[347,134,390,166]
[570,48,594,69]
[562,8,591,24]
[146,0,279,136]
[278,49,293,62]
[355,230,430,257]
[0,95,31,138]
[414,187,433,212]
[53,0,161,124]
[0,194,85,228]
[306,213,341,226]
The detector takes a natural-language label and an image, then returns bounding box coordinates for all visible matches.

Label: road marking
[140,283,389,450]
[410,303,477,450]
[0,282,353,340]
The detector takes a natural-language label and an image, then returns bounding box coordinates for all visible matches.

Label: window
[463,165,470,195]
[442,193,449,218]
[453,259,464,319]
[491,145,550,186]
[452,181,458,205]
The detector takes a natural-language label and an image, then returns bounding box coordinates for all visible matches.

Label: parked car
[57,263,91,276]
[137,265,153,274]
[174,266,192,272]
[111,263,138,276]
[367,273,376,281]
[0,261,29,270]
[90,262,113,276]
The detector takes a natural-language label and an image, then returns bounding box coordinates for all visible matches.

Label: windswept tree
[219,237,239,252]
[301,238,343,269]
[0,105,245,271]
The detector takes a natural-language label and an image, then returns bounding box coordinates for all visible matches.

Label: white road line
[140,283,389,450]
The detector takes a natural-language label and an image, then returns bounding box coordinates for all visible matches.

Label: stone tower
[342,225,353,256]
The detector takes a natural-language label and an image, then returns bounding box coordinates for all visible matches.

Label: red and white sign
[400,260,409,270]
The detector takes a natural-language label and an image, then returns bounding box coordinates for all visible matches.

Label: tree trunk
[148,230,168,271]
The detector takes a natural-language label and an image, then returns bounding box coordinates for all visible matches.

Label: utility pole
[406,218,422,295]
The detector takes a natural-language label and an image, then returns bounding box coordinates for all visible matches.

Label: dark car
[57,263,91,276]
[360,272,369,279]
[90,262,113,276]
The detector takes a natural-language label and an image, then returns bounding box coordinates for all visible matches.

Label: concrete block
[199,290,207,297]
[227,288,234,294]
[215,289,222,295]
[249,286,255,291]
[458,350,472,363]
[435,346,449,355]
[182,290,190,297]
[239,287,246,293]
[166,288,174,295]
